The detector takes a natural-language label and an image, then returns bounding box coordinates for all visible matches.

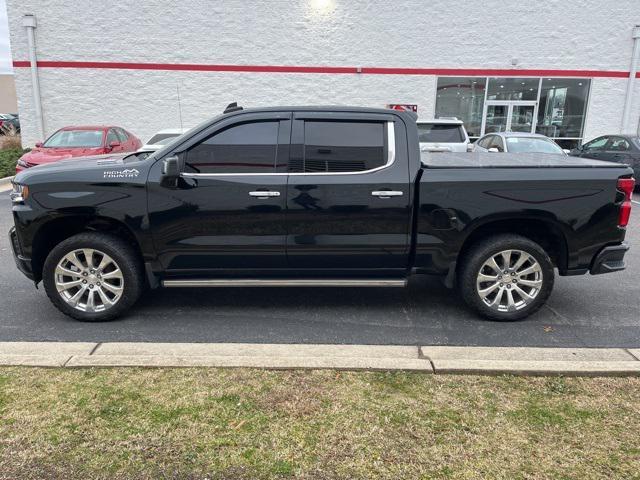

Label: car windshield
[505,137,564,154]
[417,124,464,143]
[43,129,104,148]
[147,133,181,145]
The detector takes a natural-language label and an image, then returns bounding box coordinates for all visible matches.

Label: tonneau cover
[421,151,628,169]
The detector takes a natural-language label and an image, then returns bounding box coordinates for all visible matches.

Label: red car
[16,126,142,173]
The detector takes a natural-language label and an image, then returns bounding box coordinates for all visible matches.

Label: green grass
[0,368,639,479]
[0,147,25,177]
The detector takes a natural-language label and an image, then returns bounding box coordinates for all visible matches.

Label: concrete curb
[1,342,640,376]
[0,175,14,186]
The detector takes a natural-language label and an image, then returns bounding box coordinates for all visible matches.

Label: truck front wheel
[458,234,555,321]
[42,232,143,322]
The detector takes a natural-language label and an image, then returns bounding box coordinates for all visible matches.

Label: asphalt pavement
[1,197,639,347]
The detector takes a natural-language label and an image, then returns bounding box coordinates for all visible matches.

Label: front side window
[294,121,386,173]
[505,137,564,154]
[583,136,608,151]
[417,124,464,143]
[44,129,104,148]
[185,121,279,174]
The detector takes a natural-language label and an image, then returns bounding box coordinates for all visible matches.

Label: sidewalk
[1,342,640,376]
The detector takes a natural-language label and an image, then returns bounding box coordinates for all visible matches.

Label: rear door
[286,112,411,272]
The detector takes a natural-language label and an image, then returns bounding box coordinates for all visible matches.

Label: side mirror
[487,147,499,153]
[108,140,121,149]
[162,155,180,177]
[35,142,43,148]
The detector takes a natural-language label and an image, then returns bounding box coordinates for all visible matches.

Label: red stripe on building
[11,60,640,78]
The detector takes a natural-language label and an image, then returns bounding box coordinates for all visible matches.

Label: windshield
[417,124,464,143]
[146,133,181,145]
[505,137,564,154]
[44,129,104,148]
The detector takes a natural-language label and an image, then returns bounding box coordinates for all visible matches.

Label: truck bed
[421,151,626,169]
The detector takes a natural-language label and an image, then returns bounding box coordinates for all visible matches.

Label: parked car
[416,118,471,152]
[0,113,19,135]
[9,105,634,322]
[570,135,640,185]
[473,132,566,155]
[15,126,142,173]
[139,128,190,152]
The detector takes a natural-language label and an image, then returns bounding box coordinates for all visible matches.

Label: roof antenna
[224,102,243,114]
[176,83,184,130]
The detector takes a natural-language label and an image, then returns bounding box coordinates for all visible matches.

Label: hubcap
[476,249,543,313]
[54,249,124,313]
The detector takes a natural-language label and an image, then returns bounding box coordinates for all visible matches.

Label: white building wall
[6,0,640,146]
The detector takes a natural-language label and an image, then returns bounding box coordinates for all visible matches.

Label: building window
[435,76,591,148]
[435,77,486,139]
[487,77,539,101]
[536,78,591,149]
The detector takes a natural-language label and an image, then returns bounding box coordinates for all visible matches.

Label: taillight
[617,177,635,227]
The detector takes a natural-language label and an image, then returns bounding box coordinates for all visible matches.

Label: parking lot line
[633,200,640,206]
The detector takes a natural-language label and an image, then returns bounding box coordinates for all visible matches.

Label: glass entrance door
[482,101,538,135]
[484,104,509,133]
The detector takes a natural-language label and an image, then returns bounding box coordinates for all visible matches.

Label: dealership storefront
[5,1,640,148]
[435,77,591,148]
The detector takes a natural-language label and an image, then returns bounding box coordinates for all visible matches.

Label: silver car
[417,118,471,153]
[473,132,567,155]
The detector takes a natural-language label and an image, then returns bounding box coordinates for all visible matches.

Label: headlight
[10,183,29,203]
[17,159,28,167]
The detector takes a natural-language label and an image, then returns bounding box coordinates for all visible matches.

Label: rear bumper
[590,243,629,275]
[9,227,34,281]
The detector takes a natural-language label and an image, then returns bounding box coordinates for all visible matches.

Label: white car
[138,128,190,152]
[473,132,567,155]
[416,118,471,153]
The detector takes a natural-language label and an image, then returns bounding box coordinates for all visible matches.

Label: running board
[162,278,407,288]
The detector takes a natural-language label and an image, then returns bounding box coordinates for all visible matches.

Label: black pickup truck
[9,106,635,322]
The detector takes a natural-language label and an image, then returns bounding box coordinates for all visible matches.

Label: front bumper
[9,227,34,280]
[590,243,629,275]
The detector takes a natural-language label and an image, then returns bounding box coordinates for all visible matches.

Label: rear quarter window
[418,124,464,143]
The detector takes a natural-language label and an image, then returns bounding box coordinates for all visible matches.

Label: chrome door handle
[249,190,280,198]
[371,190,403,198]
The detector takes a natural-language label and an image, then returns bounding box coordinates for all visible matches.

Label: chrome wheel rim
[54,249,124,313]
[476,249,543,313]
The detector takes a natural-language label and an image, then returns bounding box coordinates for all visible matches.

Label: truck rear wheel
[458,234,554,321]
[42,232,143,322]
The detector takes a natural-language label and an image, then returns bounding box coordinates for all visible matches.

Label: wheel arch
[30,215,144,283]
[457,215,569,273]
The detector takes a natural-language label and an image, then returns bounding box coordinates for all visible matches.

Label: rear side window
[477,135,492,148]
[116,128,129,142]
[417,124,464,143]
[291,121,386,173]
[184,121,279,174]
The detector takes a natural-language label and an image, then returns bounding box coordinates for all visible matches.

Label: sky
[0,0,12,74]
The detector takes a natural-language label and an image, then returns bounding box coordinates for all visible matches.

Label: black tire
[458,234,555,321]
[42,232,143,322]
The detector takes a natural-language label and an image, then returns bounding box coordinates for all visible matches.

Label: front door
[147,112,292,275]
[285,113,411,273]
[482,101,538,135]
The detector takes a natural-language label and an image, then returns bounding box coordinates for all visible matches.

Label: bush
[0,148,26,178]
[1,134,23,150]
